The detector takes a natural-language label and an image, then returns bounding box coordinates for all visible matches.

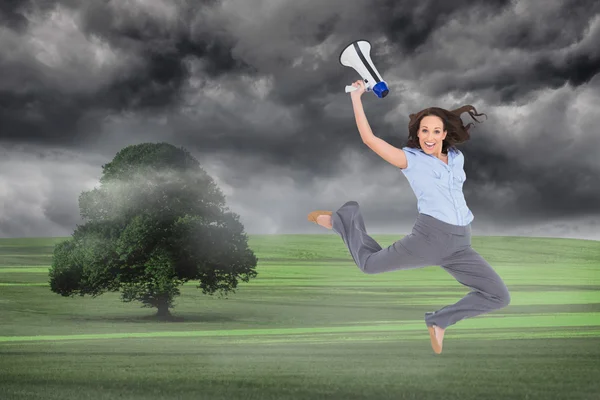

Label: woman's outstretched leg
[311,201,436,274]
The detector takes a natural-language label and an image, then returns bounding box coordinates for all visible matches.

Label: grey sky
[1,0,600,240]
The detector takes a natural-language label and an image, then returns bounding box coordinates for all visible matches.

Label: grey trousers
[331,201,511,329]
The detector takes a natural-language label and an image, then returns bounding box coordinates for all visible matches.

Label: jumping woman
[308,80,511,354]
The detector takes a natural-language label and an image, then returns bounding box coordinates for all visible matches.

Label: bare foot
[434,325,445,346]
[428,324,446,354]
[316,214,333,229]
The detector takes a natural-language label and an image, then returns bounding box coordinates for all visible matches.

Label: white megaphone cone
[339,40,389,98]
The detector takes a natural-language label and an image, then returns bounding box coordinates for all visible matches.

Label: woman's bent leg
[331,201,437,274]
[425,247,511,329]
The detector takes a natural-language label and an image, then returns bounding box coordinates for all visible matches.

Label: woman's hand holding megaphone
[349,80,366,100]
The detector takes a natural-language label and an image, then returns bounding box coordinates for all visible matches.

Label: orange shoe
[307,210,332,224]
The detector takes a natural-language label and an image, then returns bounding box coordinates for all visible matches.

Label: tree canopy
[49,142,258,317]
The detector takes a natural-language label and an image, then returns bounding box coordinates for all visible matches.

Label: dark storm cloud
[0,0,250,145]
[390,1,600,103]
[80,0,250,106]
[1,0,600,239]
[376,0,512,54]
[3,0,596,147]
[0,0,31,30]
[462,142,600,221]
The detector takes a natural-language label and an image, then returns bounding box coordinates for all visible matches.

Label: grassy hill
[0,235,599,400]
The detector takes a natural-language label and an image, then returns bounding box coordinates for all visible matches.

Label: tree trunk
[156,296,171,318]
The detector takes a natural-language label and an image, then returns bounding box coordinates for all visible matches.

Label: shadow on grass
[67,312,240,324]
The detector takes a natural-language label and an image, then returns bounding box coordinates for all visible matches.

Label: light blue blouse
[401,146,473,226]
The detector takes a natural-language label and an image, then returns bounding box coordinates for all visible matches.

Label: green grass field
[1,234,599,400]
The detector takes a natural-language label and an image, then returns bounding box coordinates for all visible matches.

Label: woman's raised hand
[350,80,367,100]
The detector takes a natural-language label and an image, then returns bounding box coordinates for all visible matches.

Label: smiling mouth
[424,141,435,149]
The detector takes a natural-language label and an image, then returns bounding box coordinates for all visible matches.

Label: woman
[308,80,511,354]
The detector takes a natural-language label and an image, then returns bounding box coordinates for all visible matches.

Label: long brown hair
[405,105,487,154]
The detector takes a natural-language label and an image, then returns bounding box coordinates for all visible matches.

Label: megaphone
[339,39,389,98]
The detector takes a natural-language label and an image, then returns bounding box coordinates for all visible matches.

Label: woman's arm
[350,81,408,169]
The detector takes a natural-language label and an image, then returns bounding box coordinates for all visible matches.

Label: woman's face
[418,115,447,155]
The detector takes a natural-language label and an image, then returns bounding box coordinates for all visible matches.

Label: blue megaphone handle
[373,81,389,98]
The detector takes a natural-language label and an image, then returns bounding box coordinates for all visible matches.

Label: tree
[49,142,258,318]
